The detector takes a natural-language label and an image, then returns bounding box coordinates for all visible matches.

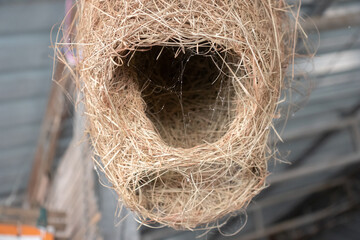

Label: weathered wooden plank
[0,70,52,102]
[0,1,64,35]
[0,206,66,219]
[0,206,67,231]
[27,62,70,206]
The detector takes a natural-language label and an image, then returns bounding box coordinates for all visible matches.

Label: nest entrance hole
[126,45,236,148]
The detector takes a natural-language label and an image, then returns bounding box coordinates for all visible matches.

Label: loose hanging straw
[61,0,299,230]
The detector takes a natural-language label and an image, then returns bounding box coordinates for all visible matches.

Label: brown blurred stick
[26,61,71,206]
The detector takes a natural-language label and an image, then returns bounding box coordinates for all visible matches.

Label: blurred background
[0,0,360,239]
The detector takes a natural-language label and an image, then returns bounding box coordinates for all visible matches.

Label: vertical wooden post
[26,62,70,206]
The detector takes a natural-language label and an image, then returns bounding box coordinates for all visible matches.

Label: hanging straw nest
[66,0,297,230]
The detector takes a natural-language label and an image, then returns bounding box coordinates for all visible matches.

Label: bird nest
[65,0,297,230]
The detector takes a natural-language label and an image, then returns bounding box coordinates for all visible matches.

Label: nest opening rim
[117,44,239,149]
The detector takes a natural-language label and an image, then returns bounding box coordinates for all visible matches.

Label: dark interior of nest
[124,45,238,149]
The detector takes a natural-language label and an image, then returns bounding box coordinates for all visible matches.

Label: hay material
[67,0,296,230]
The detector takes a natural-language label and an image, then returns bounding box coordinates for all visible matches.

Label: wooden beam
[0,206,66,219]
[0,206,66,231]
[26,61,70,206]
